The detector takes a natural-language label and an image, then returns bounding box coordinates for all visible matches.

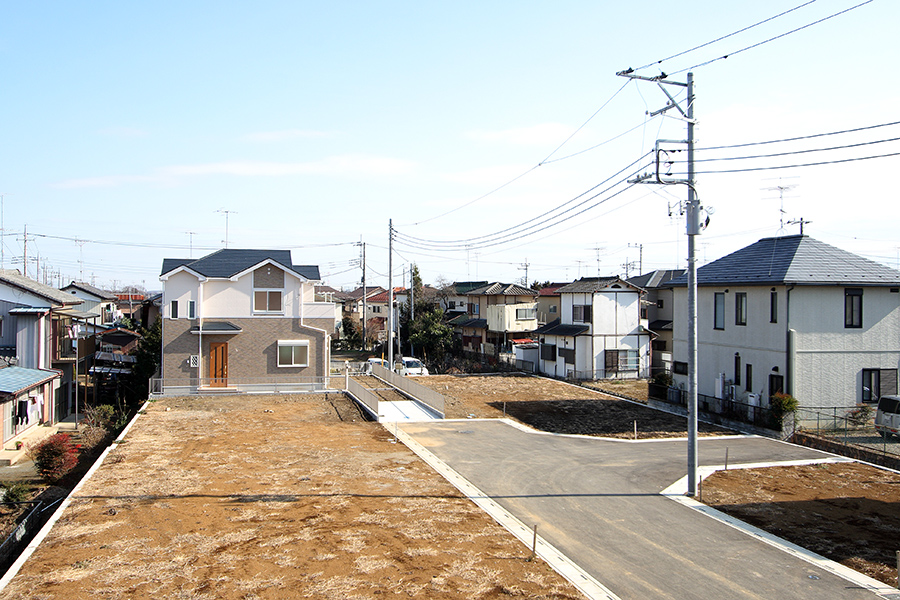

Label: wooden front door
[210,342,228,387]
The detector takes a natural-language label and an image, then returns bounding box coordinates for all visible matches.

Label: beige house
[159,249,335,394]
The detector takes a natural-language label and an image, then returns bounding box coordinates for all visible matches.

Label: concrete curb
[393,423,621,600]
[0,400,151,593]
[661,458,900,600]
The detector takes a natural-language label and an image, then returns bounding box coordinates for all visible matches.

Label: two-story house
[535,283,567,326]
[60,281,120,325]
[439,281,488,319]
[159,249,334,394]
[627,269,685,377]
[667,235,900,411]
[534,277,651,379]
[450,283,537,355]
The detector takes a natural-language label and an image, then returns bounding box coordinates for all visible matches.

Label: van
[396,357,429,377]
[874,395,900,439]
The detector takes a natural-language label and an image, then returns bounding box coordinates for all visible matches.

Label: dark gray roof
[467,282,536,297]
[160,249,320,280]
[533,319,590,337]
[450,281,489,295]
[667,235,900,287]
[0,270,83,307]
[190,321,243,334]
[451,317,487,329]
[62,281,118,301]
[627,269,686,289]
[556,277,632,294]
[649,319,673,332]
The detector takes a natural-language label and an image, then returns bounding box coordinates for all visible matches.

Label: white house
[668,235,900,412]
[60,281,120,325]
[159,249,335,394]
[534,277,651,379]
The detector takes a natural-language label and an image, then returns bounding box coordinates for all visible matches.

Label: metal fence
[794,406,899,459]
[149,377,330,396]
[0,501,43,573]
[371,364,445,417]
[649,384,778,430]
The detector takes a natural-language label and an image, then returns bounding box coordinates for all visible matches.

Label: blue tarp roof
[0,366,60,395]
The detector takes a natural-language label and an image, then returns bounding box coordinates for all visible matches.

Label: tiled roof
[0,270,83,307]
[467,282,536,297]
[649,319,673,332]
[160,249,320,280]
[346,286,385,300]
[533,319,590,337]
[667,235,900,287]
[449,281,489,295]
[0,366,60,395]
[537,283,569,297]
[627,270,686,290]
[556,277,627,294]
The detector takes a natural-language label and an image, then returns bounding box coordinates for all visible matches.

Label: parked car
[364,358,389,374]
[396,357,429,376]
[874,395,900,439]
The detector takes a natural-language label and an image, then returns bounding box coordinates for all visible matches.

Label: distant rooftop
[160,249,320,280]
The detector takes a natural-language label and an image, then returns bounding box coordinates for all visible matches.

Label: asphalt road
[401,421,894,600]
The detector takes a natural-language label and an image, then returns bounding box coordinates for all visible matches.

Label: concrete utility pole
[360,241,367,350]
[618,68,703,497]
[629,243,643,275]
[388,220,394,368]
[519,258,530,288]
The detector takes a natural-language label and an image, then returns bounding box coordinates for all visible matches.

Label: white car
[364,358,389,374]
[396,357,429,376]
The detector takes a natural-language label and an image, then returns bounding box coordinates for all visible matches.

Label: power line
[692,135,900,163]
[633,0,820,72]
[696,120,900,151]
[693,150,900,174]
[672,0,875,75]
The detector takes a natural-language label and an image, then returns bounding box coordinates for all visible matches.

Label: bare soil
[702,462,900,587]
[419,374,730,438]
[0,393,583,600]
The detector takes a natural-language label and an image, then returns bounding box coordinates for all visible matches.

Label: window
[448,301,456,309]
[673,361,688,375]
[652,340,667,351]
[188,301,196,319]
[516,307,536,320]
[372,305,381,313]
[714,293,725,330]
[277,340,309,367]
[572,304,592,323]
[558,347,575,365]
[605,349,638,373]
[549,305,558,314]
[170,300,178,319]
[734,354,741,386]
[254,290,283,313]
[844,288,862,328]
[770,291,777,323]
[863,368,897,403]
[769,374,784,397]
[640,307,648,319]
[735,292,747,326]
[745,363,753,393]
[540,343,556,361]
[657,299,665,309]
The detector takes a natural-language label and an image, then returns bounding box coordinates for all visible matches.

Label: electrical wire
[691,150,900,174]
[671,0,875,75]
[696,120,900,151]
[633,0,819,72]
[689,136,900,163]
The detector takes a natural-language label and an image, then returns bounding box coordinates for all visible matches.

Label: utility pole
[618,68,703,497]
[388,220,394,369]
[519,258,530,288]
[410,266,415,357]
[360,241,367,351]
[629,243,643,276]
[590,246,605,277]
[21,225,32,278]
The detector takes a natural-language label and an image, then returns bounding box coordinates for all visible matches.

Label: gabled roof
[0,270,83,307]
[467,282,536,297]
[160,249,320,281]
[346,286,385,300]
[315,285,352,301]
[448,281,489,295]
[667,235,900,287]
[62,281,118,301]
[627,270,686,290]
[556,277,638,294]
[537,283,569,297]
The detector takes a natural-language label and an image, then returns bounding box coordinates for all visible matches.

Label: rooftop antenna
[762,177,799,233]
[184,231,197,258]
[215,209,237,248]
[786,217,811,235]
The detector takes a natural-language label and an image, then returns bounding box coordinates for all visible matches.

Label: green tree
[399,264,451,361]
[340,316,362,350]
[123,317,161,404]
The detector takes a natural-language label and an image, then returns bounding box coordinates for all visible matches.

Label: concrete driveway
[398,420,898,600]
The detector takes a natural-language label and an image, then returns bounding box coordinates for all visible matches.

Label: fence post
[344,361,349,391]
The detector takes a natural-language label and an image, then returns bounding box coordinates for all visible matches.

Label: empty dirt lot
[0,393,582,600]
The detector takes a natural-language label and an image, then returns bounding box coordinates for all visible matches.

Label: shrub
[79,425,110,450]
[770,392,799,420]
[27,433,79,484]
[82,404,115,429]
[1,481,30,503]
[847,403,874,426]
[650,372,673,387]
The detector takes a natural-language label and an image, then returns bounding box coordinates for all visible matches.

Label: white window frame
[277,340,309,367]
[254,289,284,314]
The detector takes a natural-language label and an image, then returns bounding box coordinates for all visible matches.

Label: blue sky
[2,1,898,292]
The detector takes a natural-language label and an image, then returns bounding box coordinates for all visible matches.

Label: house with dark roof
[452,283,537,354]
[158,249,334,394]
[533,277,651,379]
[439,281,488,318]
[627,269,685,376]
[666,235,900,412]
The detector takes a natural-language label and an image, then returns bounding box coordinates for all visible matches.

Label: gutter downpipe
[786,285,796,397]
[198,281,203,391]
